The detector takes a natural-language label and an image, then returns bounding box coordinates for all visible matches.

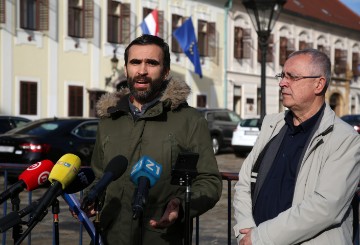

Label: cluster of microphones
[0,153,163,244]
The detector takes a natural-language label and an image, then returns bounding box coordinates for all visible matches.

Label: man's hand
[239,228,252,245]
[149,198,181,229]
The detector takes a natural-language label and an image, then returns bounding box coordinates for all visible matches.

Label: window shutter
[208,22,216,57]
[171,14,183,53]
[158,10,164,38]
[340,50,347,74]
[0,0,5,23]
[279,36,287,65]
[266,34,274,63]
[38,0,49,30]
[334,48,347,74]
[68,3,75,37]
[299,40,306,50]
[286,38,295,58]
[20,0,26,28]
[234,27,243,59]
[84,0,93,38]
[121,3,131,44]
[242,28,252,59]
[353,52,360,76]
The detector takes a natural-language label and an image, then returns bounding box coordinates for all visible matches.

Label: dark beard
[127,76,164,104]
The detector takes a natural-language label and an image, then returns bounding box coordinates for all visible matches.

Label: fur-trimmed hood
[96,78,191,118]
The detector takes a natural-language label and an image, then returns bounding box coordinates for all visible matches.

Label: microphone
[0,160,54,204]
[130,156,162,219]
[26,153,81,227]
[0,167,95,233]
[64,168,95,194]
[81,155,128,210]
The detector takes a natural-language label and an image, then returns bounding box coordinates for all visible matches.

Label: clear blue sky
[340,0,360,15]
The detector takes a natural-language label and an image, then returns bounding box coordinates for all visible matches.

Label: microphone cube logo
[27,161,43,171]
[130,156,162,187]
[38,171,50,185]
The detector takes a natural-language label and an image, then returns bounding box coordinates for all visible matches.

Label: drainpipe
[224,0,233,109]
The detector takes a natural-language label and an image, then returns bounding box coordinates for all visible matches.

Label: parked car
[341,114,360,133]
[197,108,241,155]
[0,117,99,173]
[231,117,262,157]
[0,115,31,134]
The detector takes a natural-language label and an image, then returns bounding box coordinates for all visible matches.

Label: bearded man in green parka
[84,34,222,245]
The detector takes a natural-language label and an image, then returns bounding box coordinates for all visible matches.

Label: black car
[0,117,99,168]
[0,116,31,134]
[341,114,360,133]
[197,108,241,154]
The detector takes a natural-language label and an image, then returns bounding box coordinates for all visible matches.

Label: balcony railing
[0,164,359,245]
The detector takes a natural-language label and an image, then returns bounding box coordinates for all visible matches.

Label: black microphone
[64,168,95,194]
[81,155,128,210]
[0,167,94,233]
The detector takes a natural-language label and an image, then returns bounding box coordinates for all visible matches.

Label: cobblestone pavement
[0,149,243,245]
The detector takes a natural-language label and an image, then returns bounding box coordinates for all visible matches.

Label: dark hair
[288,48,331,93]
[124,34,171,72]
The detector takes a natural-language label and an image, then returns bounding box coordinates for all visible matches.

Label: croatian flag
[140,9,159,36]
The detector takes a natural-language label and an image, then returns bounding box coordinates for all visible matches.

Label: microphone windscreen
[48,153,81,189]
[64,168,95,194]
[18,160,54,191]
[130,156,162,187]
[105,155,128,181]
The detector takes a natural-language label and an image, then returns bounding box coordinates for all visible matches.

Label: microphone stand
[93,196,101,245]
[11,194,22,244]
[52,198,60,245]
[184,174,193,245]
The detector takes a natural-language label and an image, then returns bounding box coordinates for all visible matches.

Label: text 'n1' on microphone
[27,153,81,228]
[81,155,128,211]
[130,156,162,220]
[0,159,54,205]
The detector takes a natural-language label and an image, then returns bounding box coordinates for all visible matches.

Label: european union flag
[173,17,203,78]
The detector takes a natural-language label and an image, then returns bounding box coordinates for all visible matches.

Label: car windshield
[240,119,259,127]
[8,120,68,136]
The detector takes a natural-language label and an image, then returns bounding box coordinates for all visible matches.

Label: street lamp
[105,49,119,87]
[242,0,286,121]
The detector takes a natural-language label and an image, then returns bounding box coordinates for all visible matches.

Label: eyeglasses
[275,72,321,82]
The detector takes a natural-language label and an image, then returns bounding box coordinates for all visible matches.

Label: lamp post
[242,0,286,121]
[105,49,119,87]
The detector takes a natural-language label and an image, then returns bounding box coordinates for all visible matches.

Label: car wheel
[212,136,220,155]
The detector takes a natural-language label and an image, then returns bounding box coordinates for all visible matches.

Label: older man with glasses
[233,48,360,245]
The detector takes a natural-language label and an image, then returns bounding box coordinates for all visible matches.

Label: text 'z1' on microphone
[27,153,81,227]
[130,156,162,220]
[81,155,128,211]
[0,159,54,205]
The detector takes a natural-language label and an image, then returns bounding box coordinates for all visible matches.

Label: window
[143,8,164,38]
[258,34,274,63]
[20,81,37,115]
[107,1,130,44]
[68,0,93,38]
[352,52,360,77]
[197,95,207,108]
[299,40,313,50]
[198,20,216,57]
[334,48,347,75]
[317,44,330,58]
[171,14,185,53]
[20,0,48,31]
[279,37,294,66]
[0,0,5,23]
[234,27,251,59]
[68,85,83,116]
